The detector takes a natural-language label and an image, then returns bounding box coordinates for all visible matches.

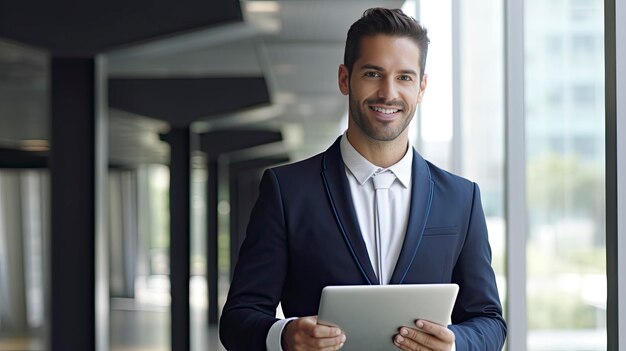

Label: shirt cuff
[266,317,299,351]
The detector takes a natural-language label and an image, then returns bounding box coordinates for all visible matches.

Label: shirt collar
[340,133,413,188]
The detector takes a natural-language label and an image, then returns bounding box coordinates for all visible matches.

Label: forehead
[355,35,421,71]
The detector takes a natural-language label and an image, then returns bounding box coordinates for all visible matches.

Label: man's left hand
[393,320,455,351]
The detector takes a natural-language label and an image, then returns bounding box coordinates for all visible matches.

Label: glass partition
[525,0,606,349]
[459,0,507,307]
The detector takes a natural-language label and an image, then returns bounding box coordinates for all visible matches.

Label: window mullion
[505,0,527,349]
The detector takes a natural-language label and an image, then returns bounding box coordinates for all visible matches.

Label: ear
[338,64,350,96]
[417,73,428,103]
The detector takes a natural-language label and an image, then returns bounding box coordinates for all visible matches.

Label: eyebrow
[360,64,418,76]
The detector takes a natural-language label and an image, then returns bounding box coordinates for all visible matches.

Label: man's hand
[281,316,346,351]
[393,320,455,351]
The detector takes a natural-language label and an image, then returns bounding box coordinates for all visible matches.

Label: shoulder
[260,151,325,191]
[422,158,477,198]
[269,136,341,179]
[270,151,324,176]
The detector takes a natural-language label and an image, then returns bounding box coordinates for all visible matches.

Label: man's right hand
[281,316,346,351]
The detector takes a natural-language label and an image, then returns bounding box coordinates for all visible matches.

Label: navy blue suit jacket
[220,138,506,350]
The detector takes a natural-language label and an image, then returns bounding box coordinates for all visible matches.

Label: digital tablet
[317,284,459,351]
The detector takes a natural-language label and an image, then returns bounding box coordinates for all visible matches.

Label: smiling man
[220,8,506,351]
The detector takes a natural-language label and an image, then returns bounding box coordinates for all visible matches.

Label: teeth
[371,106,399,114]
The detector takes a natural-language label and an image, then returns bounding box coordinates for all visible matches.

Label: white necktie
[372,171,396,284]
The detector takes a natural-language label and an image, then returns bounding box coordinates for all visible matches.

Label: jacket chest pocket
[406,226,460,282]
[423,225,458,236]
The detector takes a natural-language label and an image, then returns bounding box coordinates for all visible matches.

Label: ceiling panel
[109,77,270,126]
[0,0,243,55]
[108,39,264,78]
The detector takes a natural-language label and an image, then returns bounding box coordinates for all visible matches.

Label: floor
[0,276,227,351]
[0,309,225,351]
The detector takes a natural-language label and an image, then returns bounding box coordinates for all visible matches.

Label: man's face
[339,35,427,142]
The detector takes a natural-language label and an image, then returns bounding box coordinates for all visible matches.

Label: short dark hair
[344,8,430,81]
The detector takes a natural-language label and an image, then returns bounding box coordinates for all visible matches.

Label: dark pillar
[200,130,283,326]
[229,169,259,278]
[228,157,289,277]
[207,160,219,325]
[166,127,191,351]
[50,57,96,351]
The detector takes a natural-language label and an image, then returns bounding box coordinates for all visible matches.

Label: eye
[398,75,413,81]
[364,71,381,78]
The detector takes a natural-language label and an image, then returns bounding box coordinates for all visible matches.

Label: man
[220,8,506,351]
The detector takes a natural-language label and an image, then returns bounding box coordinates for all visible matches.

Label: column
[50,57,98,351]
[165,126,191,351]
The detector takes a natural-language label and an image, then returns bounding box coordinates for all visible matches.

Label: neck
[346,127,409,168]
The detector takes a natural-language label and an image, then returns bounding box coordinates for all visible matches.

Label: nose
[377,77,399,101]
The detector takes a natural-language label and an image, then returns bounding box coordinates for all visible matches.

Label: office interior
[0,0,624,350]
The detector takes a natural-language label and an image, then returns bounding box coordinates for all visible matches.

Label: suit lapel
[389,149,434,284]
[321,138,379,285]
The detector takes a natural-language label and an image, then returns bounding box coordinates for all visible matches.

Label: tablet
[317,284,459,351]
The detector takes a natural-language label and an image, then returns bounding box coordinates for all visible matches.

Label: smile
[369,106,401,114]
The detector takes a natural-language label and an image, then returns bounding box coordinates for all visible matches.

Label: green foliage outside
[527,245,605,329]
[526,154,605,330]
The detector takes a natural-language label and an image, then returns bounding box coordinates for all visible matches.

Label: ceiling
[0,0,243,55]
[0,0,406,165]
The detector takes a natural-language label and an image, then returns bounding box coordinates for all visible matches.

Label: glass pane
[459,0,506,306]
[525,0,606,349]
[417,0,454,171]
[0,170,48,350]
[0,38,48,351]
[110,164,170,351]
[411,0,508,336]
[191,157,209,351]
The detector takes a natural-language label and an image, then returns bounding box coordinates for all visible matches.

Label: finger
[327,339,345,350]
[415,320,455,343]
[290,317,345,350]
[398,327,441,350]
[394,332,425,351]
[308,333,346,349]
[337,340,346,350]
[318,340,346,351]
[309,322,343,339]
[307,316,342,338]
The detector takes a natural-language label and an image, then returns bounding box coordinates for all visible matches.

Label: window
[459,0,506,300]
[572,84,596,105]
[572,34,596,54]
[525,0,606,349]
